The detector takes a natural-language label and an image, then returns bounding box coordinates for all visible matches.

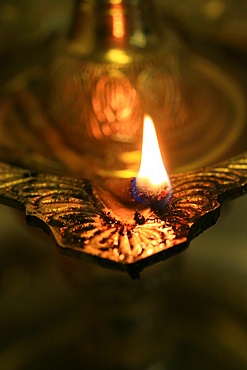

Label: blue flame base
[131,178,172,210]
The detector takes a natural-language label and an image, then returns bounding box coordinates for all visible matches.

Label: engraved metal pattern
[0,152,246,277]
[91,73,141,141]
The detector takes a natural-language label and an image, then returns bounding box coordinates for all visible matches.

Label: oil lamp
[0,148,246,277]
[0,0,246,277]
[0,2,247,369]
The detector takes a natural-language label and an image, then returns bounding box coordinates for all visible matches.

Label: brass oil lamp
[0,0,246,276]
[0,1,247,370]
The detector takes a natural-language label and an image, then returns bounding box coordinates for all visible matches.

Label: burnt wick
[131,177,171,210]
[134,211,146,225]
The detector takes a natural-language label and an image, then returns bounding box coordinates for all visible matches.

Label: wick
[131,177,171,210]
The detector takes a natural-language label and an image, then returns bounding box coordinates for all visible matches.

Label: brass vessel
[0,0,245,188]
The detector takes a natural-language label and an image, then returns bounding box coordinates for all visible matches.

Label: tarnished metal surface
[0,152,246,277]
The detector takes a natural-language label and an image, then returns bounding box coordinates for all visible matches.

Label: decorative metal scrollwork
[0,152,246,277]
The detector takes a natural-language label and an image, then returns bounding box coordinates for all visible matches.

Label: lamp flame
[132,115,171,208]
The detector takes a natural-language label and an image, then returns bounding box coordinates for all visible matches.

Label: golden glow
[105,49,130,64]
[112,7,125,39]
[137,115,170,187]
[203,0,225,19]
[110,0,122,5]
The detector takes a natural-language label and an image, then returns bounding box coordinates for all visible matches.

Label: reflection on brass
[0,152,246,277]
